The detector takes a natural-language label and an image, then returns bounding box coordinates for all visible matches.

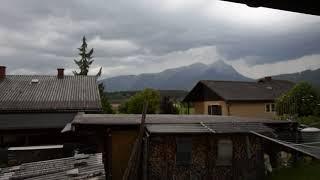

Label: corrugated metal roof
[146,122,273,134]
[0,153,105,180]
[72,114,291,125]
[0,75,101,112]
[184,80,294,102]
[0,113,76,130]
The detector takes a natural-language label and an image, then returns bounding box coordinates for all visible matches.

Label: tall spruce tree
[73,36,96,75]
[73,36,113,113]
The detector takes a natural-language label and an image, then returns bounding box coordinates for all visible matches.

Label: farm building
[183,77,294,118]
[0,66,102,165]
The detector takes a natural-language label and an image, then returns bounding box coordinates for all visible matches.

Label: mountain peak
[102,61,251,91]
[210,60,230,67]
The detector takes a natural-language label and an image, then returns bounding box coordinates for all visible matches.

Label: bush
[276,82,319,117]
[159,96,179,114]
[119,88,160,114]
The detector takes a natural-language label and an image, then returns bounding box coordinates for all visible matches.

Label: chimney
[264,76,272,81]
[0,66,6,79]
[57,68,64,79]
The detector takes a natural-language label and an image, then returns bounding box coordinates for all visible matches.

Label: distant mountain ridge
[272,68,320,87]
[101,61,252,92]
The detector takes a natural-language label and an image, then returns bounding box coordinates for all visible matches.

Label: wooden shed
[71,114,308,180]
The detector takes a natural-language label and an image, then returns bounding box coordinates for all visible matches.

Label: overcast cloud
[0,0,320,79]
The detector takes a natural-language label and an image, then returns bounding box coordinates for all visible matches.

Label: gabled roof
[0,75,102,112]
[183,79,294,102]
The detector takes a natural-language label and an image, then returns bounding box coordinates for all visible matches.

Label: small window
[217,139,233,166]
[208,105,222,115]
[265,103,275,112]
[176,137,192,165]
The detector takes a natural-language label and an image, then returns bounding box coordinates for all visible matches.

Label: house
[69,114,317,180]
[0,153,105,180]
[183,77,294,118]
[0,66,101,164]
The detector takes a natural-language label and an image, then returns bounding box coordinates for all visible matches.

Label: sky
[0,0,320,79]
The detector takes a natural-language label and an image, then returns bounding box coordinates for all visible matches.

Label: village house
[69,113,320,180]
[0,66,102,164]
[183,77,294,118]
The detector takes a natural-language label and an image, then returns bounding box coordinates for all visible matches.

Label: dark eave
[221,0,320,16]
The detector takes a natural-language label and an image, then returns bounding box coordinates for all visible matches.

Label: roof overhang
[221,0,320,16]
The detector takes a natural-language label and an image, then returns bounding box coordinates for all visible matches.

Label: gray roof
[0,113,76,130]
[146,122,273,134]
[184,79,294,102]
[72,114,287,125]
[0,153,105,180]
[72,114,290,133]
[0,75,101,112]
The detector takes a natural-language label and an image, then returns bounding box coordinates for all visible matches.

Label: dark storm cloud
[0,0,319,76]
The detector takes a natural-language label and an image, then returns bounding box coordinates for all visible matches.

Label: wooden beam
[122,102,148,180]
[104,128,112,180]
[142,136,149,180]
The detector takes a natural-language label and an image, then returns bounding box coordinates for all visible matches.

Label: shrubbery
[276,82,320,126]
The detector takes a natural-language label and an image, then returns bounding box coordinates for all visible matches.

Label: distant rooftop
[0,75,102,112]
[184,77,294,102]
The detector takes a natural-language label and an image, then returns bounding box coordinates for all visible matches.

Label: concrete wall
[193,101,276,119]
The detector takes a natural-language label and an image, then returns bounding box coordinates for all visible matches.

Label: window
[265,103,275,112]
[176,137,192,165]
[217,139,233,166]
[265,104,270,112]
[208,105,222,115]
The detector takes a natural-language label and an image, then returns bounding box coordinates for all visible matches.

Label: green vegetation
[106,90,188,104]
[298,116,320,128]
[174,102,195,114]
[268,161,320,180]
[276,82,320,126]
[98,84,114,114]
[159,96,179,114]
[113,89,194,114]
[118,89,160,114]
[73,36,101,76]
